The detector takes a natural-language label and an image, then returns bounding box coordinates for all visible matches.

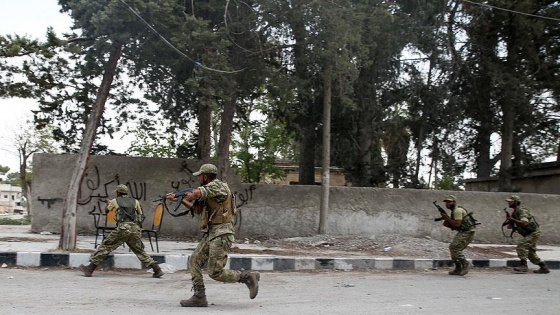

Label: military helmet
[115,184,129,194]
[443,195,456,202]
[505,195,520,202]
[193,163,218,176]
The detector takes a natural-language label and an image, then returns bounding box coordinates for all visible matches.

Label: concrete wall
[31,154,560,244]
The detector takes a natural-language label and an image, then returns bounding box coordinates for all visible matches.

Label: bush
[0,215,31,225]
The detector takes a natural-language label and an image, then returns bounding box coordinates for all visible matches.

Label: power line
[118,0,244,74]
[461,0,560,22]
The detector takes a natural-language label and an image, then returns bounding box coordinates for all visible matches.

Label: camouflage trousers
[189,233,241,287]
[449,230,475,261]
[517,230,543,264]
[90,222,155,266]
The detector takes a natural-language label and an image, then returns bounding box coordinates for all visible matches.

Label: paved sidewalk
[1,225,559,271]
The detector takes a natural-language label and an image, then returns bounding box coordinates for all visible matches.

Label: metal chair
[142,203,164,253]
[90,207,118,248]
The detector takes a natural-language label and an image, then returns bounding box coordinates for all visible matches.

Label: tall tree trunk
[58,44,122,251]
[413,125,425,186]
[475,128,494,178]
[18,143,30,215]
[290,1,316,185]
[299,118,317,184]
[198,100,212,163]
[217,92,237,181]
[319,65,332,234]
[499,100,515,191]
[355,108,373,187]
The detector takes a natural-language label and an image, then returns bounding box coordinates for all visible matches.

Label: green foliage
[0,215,31,225]
[434,176,461,191]
[232,103,297,183]
[125,125,194,158]
[2,172,22,186]
[2,0,559,192]
[0,165,9,175]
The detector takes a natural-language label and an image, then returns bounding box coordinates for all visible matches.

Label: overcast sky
[0,0,73,172]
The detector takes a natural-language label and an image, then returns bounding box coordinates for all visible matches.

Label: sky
[0,0,73,172]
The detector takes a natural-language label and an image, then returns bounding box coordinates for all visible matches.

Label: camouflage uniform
[89,197,156,266]
[180,164,258,307]
[511,205,543,265]
[449,206,476,261]
[189,179,241,286]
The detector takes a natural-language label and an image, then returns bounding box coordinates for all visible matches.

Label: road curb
[1,251,559,271]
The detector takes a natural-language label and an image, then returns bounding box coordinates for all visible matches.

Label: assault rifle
[433,201,454,230]
[501,208,516,238]
[152,188,195,217]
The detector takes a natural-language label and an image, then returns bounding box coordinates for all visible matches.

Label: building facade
[464,161,560,195]
[0,184,25,214]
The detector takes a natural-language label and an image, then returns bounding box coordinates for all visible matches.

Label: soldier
[439,195,477,276]
[79,184,163,278]
[504,195,549,274]
[168,163,259,307]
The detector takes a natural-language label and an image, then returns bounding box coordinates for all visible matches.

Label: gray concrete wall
[31,154,560,244]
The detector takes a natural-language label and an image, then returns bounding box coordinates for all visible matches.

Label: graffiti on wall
[35,160,259,218]
[78,165,148,205]
[37,197,63,209]
[235,184,256,208]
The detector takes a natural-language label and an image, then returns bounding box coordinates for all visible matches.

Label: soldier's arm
[185,188,203,201]
[446,208,465,229]
[507,216,528,227]
[106,199,118,213]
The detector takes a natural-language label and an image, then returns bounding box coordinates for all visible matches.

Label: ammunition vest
[115,196,141,224]
[513,207,539,236]
[452,206,477,232]
[199,183,236,231]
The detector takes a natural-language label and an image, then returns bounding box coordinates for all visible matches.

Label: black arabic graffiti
[235,184,256,208]
[78,165,118,205]
[77,165,147,205]
[180,160,196,174]
[37,197,63,209]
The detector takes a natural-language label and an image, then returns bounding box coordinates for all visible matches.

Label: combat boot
[79,263,97,277]
[150,263,164,278]
[239,270,260,299]
[180,286,208,307]
[448,261,462,275]
[459,259,470,276]
[534,262,550,274]
[513,260,528,273]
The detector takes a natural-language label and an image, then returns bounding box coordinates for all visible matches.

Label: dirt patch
[0,237,51,242]
[231,234,518,259]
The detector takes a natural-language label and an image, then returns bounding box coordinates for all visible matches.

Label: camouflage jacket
[192,179,235,240]
[512,206,540,236]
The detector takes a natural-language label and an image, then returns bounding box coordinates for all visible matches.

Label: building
[263,161,347,186]
[0,184,26,214]
[464,161,560,195]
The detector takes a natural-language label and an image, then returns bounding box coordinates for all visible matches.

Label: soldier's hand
[166,193,178,201]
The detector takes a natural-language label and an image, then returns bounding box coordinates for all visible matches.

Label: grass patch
[0,215,31,225]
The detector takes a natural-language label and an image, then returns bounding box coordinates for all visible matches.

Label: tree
[0,165,9,178]
[457,0,560,190]
[60,44,122,250]
[11,121,58,216]
[55,0,189,250]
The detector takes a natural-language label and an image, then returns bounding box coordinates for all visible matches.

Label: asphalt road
[1,268,558,315]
